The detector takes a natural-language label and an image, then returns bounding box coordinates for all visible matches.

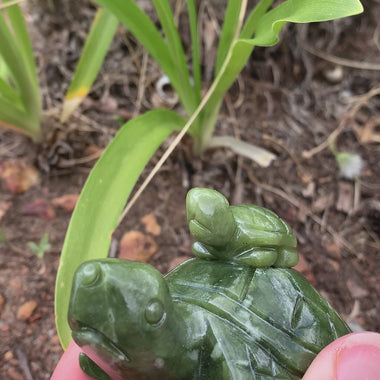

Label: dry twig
[302,86,380,159]
[244,165,357,255]
[302,44,380,71]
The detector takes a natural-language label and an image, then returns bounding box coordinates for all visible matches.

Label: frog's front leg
[272,247,299,268]
[234,247,279,267]
[191,242,218,260]
[79,353,112,380]
[234,247,299,268]
[193,243,281,267]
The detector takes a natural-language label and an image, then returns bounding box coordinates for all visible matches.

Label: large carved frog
[68,188,351,380]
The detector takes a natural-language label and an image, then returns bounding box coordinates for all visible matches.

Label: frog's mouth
[71,321,131,368]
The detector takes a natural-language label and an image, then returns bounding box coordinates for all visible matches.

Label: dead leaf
[85,145,103,156]
[0,201,11,221]
[0,293,4,313]
[52,194,79,212]
[7,367,24,380]
[312,193,334,213]
[327,258,340,272]
[119,231,157,262]
[325,241,342,260]
[17,300,37,321]
[0,159,39,194]
[203,19,217,81]
[141,213,161,236]
[22,198,55,220]
[356,116,380,144]
[336,182,353,213]
[294,254,316,286]
[302,181,316,198]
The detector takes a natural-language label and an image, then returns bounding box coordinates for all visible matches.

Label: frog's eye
[145,299,165,326]
[81,262,101,287]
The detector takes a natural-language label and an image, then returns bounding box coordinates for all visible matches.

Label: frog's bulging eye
[81,262,101,287]
[145,299,165,326]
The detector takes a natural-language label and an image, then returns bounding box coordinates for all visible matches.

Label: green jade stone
[68,188,351,380]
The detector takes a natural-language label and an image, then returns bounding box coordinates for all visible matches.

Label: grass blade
[55,110,185,349]
[0,76,21,104]
[0,96,35,135]
[92,0,202,117]
[240,0,275,39]
[215,0,244,75]
[253,0,364,47]
[5,0,39,91]
[152,0,196,113]
[186,0,201,105]
[0,0,24,9]
[61,8,118,122]
[0,3,41,138]
[92,0,175,92]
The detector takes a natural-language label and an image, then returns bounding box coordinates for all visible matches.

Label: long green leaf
[0,76,20,104]
[92,0,200,117]
[0,4,40,138]
[215,0,243,75]
[199,0,363,151]
[0,96,31,129]
[240,0,275,39]
[186,0,201,105]
[5,0,39,91]
[61,8,118,122]
[92,0,175,91]
[152,0,196,113]
[253,0,364,47]
[55,110,185,349]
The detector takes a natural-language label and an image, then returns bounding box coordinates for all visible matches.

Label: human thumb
[303,332,380,380]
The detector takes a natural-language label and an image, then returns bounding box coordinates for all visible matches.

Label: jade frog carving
[68,188,351,380]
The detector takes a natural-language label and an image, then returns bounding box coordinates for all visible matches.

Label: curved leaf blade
[55,110,185,349]
[0,3,41,138]
[253,0,363,47]
[199,0,363,149]
[151,0,196,113]
[61,8,118,122]
[215,0,243,75]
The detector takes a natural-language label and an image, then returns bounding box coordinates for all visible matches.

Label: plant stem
[194,0,248,154]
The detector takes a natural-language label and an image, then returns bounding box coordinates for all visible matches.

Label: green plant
[0,0,42,140]
[60,8,118,122]
[56,0,364,349]
[27,233,51,259]
[62,0,363,158]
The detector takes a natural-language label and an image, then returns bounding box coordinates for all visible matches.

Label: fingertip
[51,341,92,380]
[303,332,380,380]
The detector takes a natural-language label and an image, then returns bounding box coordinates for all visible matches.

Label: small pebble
[4,351,13,361]
[323,65,343,83]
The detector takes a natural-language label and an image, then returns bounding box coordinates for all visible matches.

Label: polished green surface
[68,188,351,380]
[187,188,299,267]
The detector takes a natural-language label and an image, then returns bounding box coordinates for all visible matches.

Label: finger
[51,341,93,380]
[303,331,380,380]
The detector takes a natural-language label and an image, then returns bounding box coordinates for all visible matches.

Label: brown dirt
[0,1,379,379]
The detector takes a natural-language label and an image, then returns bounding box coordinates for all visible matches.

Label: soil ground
[0,1,379,379]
